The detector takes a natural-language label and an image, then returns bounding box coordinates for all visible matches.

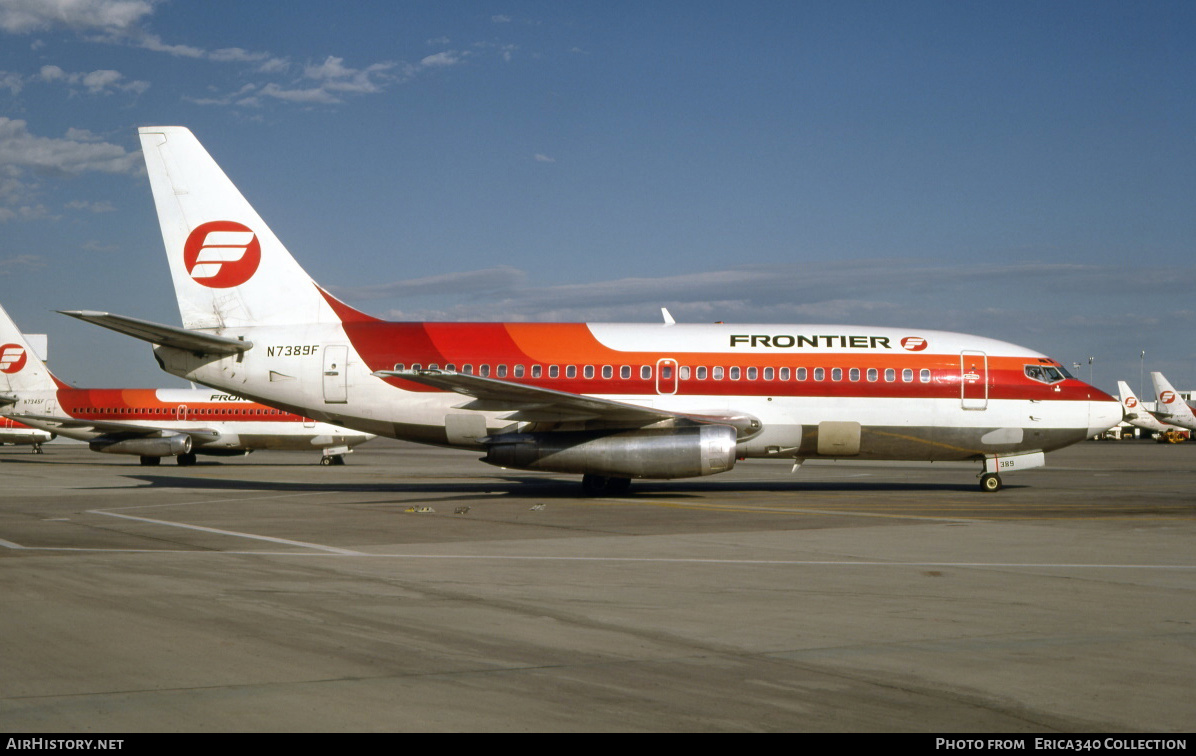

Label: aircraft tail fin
[0,303,65,394]
[1150,372,1195,421]
[138,126,351,330]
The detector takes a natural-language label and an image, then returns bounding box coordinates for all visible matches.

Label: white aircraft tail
[0,303,62,394]
[1116,381,1141,413]
[138,127,345,330]
[1150,372,1196,423]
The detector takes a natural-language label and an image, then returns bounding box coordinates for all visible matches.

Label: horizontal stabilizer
[5,411,221,441]
[58,311,252,356]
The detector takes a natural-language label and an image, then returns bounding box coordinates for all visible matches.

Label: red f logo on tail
[0,344,26,374]
[183,221,261,288]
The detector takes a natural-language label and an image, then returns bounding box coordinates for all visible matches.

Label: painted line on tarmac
[90,510,365,555]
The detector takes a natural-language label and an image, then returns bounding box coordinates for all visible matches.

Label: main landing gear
[580,474,632,496]
[320,454,346,466]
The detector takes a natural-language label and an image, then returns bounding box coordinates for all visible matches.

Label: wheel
[177,452,197,466]
[980,473,1002,492]
[605,476,631,494]
[139,456,161,466]
[581,475,632,495]
[320,456,333,466]
[581,474,606,495]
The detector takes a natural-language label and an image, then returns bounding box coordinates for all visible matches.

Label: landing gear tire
[321,455,346,466]
[139,456,161,466]
[177,452,197,467]
[980,473,1002,493]
[581,474,632,496]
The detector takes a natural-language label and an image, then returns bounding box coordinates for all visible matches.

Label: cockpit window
[1025,365,1066,384]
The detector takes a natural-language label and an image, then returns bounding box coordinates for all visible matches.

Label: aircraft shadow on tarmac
[107,473,985,497]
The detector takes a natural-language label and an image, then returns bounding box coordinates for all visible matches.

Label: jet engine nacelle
[89,433,192,457]
[482,424,738,479]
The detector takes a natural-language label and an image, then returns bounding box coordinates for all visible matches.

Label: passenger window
[679,366,690,380]
[584,365,594,379]
[730,367,741,380]
[919,369,930,383]
[779,367,790,381]
[747,367,758,380]
[884,368,895,382]
[696,366,708,380]
[496,365,508,378]
[601,365,612,379]
[868,368,879,382]
[832,368,843,381]
[480,364,490,377]
[763,367,774,381]
[620,365,631,379]
[549,365,559,378]
[849,368,860,382]
[641,365,652,380]
[514,365,525,378]
[531,365,542,378]
[902,368,913,382]
[813,367,824,381]
[713,366,724,380]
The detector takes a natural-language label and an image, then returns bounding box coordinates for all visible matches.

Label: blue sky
[0,0,1192,394]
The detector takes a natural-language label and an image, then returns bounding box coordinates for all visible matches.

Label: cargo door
[323,345,349,403]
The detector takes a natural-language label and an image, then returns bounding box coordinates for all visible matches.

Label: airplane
[0,302,374,466]
[1116,380,1179,438]
[62,126,1123,493]
[1150,372,1196,431]
[0,416,54,452]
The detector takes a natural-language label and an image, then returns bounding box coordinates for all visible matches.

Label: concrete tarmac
[0,438,1192,732]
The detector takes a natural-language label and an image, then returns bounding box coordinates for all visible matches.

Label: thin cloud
[38,64,149,94]
[326,266,528,302]
[0,0,156,34]
[0,118,140,221]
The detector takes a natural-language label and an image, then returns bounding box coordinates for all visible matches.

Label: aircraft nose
[1087,393,1124,438]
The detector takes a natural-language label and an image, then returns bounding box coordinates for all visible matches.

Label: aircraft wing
[4,412,221,442]
[374,369,762,438]
[57,310,251,356]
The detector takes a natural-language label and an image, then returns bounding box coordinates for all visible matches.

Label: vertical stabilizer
[1150,372,1196,426]
[138,127,338,330]
[0,303,62,393]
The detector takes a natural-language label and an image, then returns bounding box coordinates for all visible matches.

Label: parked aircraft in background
[0,417,54,452]
[65,126,1122,492]
[0,303,373,466]
[1116,381,1178,437]
[1150,372,1196,432]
